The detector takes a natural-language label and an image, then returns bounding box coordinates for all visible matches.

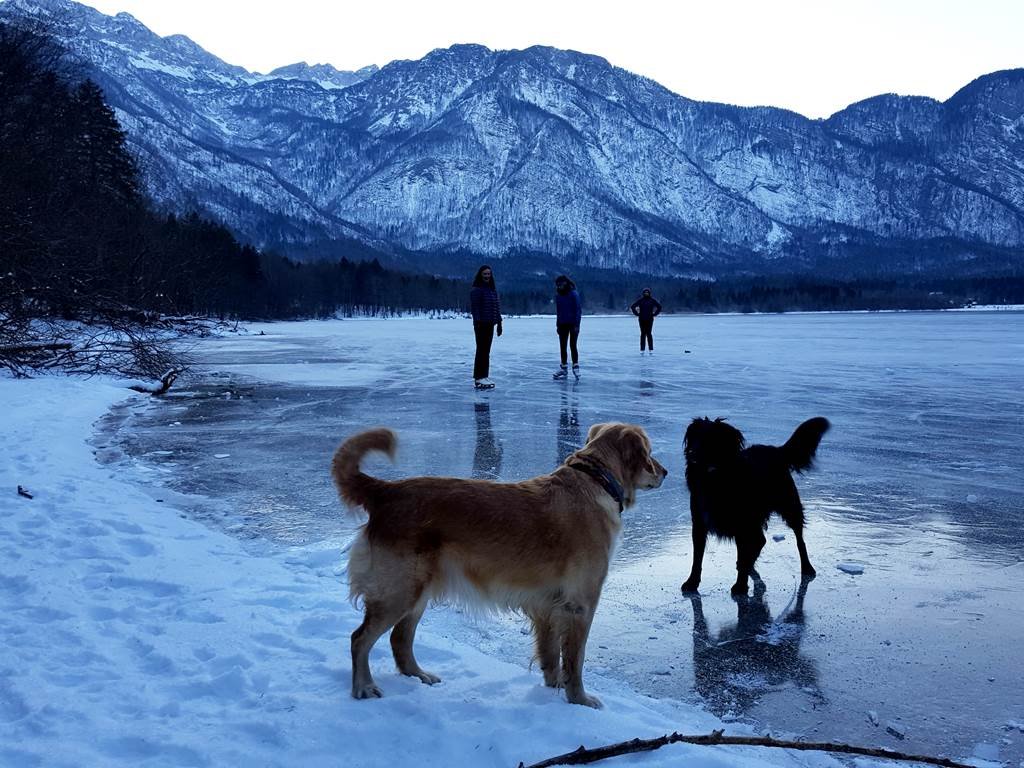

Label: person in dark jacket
[470,265,502,389]
[630,288,662,354]
[552,274,582,381]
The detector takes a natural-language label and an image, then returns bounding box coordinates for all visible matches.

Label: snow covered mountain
[3,0,1023,275]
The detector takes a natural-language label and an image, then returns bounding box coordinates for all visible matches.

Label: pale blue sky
[81,0,1023,118]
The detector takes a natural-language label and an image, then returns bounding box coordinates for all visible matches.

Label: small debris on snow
[867,710,880,726]
[837,562,865,575]
[885,722,907,740]
[214,454,231,459]
[652,670,672,676]
[17,485,33,499]
[772,533,786,542]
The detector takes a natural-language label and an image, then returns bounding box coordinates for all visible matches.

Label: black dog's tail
[781,417,830,473]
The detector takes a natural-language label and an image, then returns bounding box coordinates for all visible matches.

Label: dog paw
[730,582,749,597]
[802,566,817,579]
[352,682,383,699]
[568,692,603,709]
[680,580,700,594]
[414,670,441,685]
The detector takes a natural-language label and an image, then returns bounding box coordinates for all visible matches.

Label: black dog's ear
[685,416,745,464]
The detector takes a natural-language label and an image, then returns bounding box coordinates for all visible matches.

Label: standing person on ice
[470,265,502,390]
[552,274,582,381]
[630,287,662,354]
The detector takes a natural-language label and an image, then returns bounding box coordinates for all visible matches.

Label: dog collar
[569,458,625,513]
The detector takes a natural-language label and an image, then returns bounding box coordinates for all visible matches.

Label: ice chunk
[837,562,865,575]
[867,710,880,726]
[972,742,1000,761]
[214,453,231,459]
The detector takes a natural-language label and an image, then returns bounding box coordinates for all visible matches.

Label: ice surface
[103,311,1024,763]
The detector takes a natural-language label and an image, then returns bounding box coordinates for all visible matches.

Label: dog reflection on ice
[686,579,823,716]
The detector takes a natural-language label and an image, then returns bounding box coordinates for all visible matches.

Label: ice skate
[474,378,495,390]
[572,364,580,381]
[552,364,568,380]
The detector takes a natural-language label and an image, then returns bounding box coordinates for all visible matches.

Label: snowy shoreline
[0,374,857,767]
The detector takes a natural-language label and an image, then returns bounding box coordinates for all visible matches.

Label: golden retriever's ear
[621,426,658,477]
[586,423,611,443]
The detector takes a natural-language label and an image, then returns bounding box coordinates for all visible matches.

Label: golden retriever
[331,422,667,708]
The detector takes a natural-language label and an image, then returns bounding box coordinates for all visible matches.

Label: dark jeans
[473,322,494,379]
[639,318,654,350]
[557,323,579,365]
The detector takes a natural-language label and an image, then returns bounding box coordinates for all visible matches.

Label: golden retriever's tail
[331,428,396,510]
[781,417,830,473]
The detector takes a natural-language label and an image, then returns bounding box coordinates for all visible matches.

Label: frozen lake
[100,312,1024,762]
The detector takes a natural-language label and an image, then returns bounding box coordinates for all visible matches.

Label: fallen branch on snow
[517,729,978,768]
[128,367,183,396]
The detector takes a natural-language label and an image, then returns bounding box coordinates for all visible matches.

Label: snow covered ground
[3,311,1022,766]
[4,375,841,767]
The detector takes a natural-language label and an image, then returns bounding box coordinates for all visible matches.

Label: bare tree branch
[517,730,978,768]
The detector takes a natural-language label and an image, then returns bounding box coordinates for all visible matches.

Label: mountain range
[2,0,1023,277]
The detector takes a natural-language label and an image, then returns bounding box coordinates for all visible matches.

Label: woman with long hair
[552,274,581,381]
[469,265,502,389]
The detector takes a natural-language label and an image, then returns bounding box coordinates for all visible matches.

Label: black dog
[680,417,830,596]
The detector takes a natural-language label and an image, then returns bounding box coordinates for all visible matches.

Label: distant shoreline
[309,304,1024,322]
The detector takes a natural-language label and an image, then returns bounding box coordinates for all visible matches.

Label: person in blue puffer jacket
[552,274,582,381]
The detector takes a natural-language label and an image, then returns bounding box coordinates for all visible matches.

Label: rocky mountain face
[3,0,1023,276]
